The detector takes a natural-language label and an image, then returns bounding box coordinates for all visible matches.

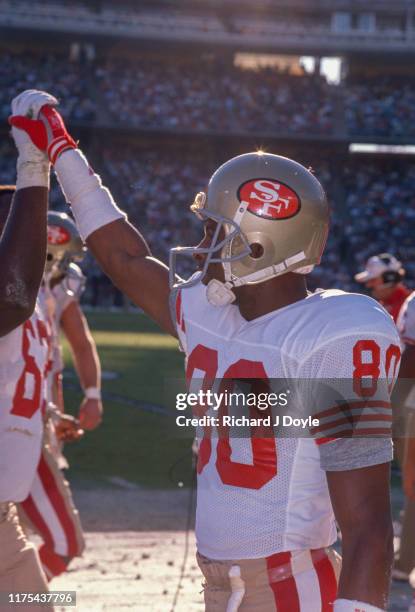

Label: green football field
[61,311,194,488]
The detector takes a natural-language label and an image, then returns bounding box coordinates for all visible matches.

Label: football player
[0,91,53,609]
[18,211,101,580]
[44,211,102,431]
[11,91,402,612]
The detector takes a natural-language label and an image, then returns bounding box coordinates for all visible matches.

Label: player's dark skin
[0,187,48,337]
[87,215,393,609]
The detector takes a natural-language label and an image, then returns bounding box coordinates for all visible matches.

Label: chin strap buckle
[206,279,236,306]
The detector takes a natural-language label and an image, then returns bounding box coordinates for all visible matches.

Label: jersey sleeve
[298,329,401,471]
[397,292,415,346]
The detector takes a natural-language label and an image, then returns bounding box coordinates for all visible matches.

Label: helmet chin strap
[205,258,314,307]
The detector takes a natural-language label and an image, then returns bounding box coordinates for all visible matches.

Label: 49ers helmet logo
[47,224,71,245]
[238,178,301,220]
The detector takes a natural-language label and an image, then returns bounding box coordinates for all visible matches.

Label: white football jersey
[397,290,415,347]
[175,283,400,559]
[0,300,51,502]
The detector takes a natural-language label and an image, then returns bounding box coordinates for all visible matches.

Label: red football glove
[9,104,77,165]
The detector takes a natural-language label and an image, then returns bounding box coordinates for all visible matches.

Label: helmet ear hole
[249,243,264,260]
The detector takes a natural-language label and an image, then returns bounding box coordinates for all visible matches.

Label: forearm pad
[55,149,126,241]
[16,157,50,190]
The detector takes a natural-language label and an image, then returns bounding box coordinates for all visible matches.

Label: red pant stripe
[39,544,68,579]
[38,454,78,557]
[20,494,54,549]
[266,551,300,612]
[311,549,338,612]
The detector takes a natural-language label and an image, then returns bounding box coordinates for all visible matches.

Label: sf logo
[47,225,70,245]
[249,181,289,216]
[238,179,301,220]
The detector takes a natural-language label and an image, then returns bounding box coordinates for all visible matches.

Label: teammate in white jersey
[12,91,402,612]
[19,211,102,580]
[0,90,55,608]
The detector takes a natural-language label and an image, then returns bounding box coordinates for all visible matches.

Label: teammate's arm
[0,188,48,336]
[60,300,103,430]
[9,93,176,337]
[0,90,54,337]
[327,463,393,609]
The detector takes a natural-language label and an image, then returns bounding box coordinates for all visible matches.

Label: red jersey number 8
[11,319,46,420]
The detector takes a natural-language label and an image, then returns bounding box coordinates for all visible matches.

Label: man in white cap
[355,253,410,322]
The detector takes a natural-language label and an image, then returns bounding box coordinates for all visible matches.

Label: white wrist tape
[84,387,101,401]
[54,149,126,241]
[334,599,385,612]
[16,157,50,190]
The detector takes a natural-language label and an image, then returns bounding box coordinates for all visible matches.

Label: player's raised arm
[81,218,175,337]
[9,92,176,337]
[0,90,54,337]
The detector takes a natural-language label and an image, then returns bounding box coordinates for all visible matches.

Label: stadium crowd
[2,50,415,142]
[0,53,96,122]
[95,59,334,135]
[341,159,415,280]
[345,77,415,139]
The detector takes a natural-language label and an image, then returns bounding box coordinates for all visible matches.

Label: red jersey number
[186,344,277,490]
[11,319,46,419]
[353,340,401,398]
